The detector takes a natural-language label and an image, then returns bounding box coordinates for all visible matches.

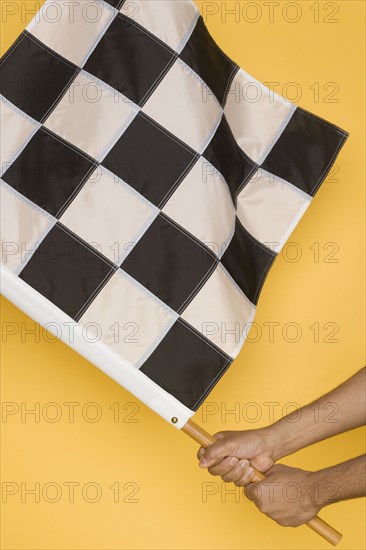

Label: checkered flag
[1,1,348,543]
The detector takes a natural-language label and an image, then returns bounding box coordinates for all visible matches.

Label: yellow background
[1,1,365,549]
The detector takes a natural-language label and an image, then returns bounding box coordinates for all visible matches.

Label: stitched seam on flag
[236,216,277,257]
[277,198,311,252]
[54,163,100,219]
[222,64,239,108]
[114,13,183,109]
[211,109,254,169]
[218,219,236,260]
[0,32,27,66]
[199,155,228,189]
[77,3,118,68]
[217,262,256,310]
[298,106,349,136]
[159,212,217,261]
[80,69,139,109]
[177,259,218,314]
[234,162,259,204]
[40,126,98,164]
[193,15,238,70]
[39,65,84,124]
[117,12,177,56]
[0,94,39,127]
[0,125,41,178]
[216,262,256,311]
[230,305,257,359]
[116,210,160,265]
[74,268,117,321]
[27,2,119,73]
[236,67,291,108]
[100,165,159,212]
[106,10,207,108]
[135,315,179,370]
[235,169,313,254]
[157,155,200,209]
[160,171,236,262]
[198,109,224,154]
[138,56,178,107]
[191,357,233,410]
[177,318,232,361]
[218,261,255,309]
[57,222,116,269]
[56,222,119,321]
[175,9,201,54]
[256,167,312,201]
[256,103,297,165]
[176,58,222,112]
[253,253,276,305]
[187,0,200,14]
[13,218,58,277]
[23,30,79,70]
[94,109,140,162]
[0,178,58,276]
[136,51,225,117]
[14,33,81,126]
[199,107,259,206]
[310,132,349,196]
[37,128,100,218]
[40,68,81,124]
[139,112,198,156]
[117,267,177,317]
[0,178,54,222]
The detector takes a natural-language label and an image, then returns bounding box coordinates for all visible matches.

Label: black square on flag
[121,213,217,312]
[2,128,96,217]
[202,115,257,204]
[84,14,176,105]
[221,219,276,305]
[179,16,237,106]
[261,106,349,196]
[0,32,78,122]
[19,223,114,320]
[140,318,232,410]
[102,112,198,207]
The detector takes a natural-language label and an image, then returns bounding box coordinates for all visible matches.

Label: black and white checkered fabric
[0,0,349,410]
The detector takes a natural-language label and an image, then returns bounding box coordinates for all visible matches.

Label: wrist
[260,421,297,462]
[306,469,338,511]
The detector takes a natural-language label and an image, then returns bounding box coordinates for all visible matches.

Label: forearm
[263,367,365,460]
[310,455,366,509]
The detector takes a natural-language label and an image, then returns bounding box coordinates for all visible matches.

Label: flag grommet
[171,417,178,424]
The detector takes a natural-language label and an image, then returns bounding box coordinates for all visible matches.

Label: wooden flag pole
[182,419,342,546]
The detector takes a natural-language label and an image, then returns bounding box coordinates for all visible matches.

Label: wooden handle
[182,419,342,546]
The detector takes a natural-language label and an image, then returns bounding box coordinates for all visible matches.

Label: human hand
[245,463,321,527]
[197,429,275,485]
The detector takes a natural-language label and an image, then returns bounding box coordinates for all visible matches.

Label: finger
[221,459,250,483]
[213,431,232,440]
[197,447,205,460]
[197,432,231,462]
[199,437,237,468]
[208,456,239,476]
[245,482,261,503]
[234,465,255,487]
